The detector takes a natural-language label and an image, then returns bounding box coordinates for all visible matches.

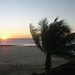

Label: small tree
[29,17,75,74]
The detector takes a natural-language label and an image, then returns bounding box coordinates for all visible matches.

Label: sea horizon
[0,38,35,46]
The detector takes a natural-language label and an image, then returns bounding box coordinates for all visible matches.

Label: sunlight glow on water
[0,38,35,46]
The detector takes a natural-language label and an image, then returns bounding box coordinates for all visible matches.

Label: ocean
[0,38,35,46]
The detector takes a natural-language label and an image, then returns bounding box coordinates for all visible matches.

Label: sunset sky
[0,0,75,38]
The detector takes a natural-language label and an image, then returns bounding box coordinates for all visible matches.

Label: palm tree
[29,17,75,74]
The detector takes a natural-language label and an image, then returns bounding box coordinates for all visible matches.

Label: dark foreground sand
[0,46,71,75]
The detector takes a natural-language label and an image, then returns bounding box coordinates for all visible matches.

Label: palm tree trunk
[45,52,51,74]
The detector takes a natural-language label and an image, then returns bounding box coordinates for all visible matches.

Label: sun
[2,36,7,39]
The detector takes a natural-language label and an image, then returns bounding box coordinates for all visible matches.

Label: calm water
[0,38,35,46]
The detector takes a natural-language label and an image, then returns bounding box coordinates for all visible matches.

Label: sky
[0,0,75,38]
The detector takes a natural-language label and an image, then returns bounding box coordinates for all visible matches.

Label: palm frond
[29,17,75,59]
[29,24,42,50]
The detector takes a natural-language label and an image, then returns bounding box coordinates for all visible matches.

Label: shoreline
[0,44,36,47]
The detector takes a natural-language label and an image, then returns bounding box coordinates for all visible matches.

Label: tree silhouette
[29,17,75,74]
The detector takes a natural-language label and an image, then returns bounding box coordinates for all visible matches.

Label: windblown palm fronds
[29,17,75,72]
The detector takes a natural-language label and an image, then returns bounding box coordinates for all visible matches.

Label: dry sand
[0,46,68,75]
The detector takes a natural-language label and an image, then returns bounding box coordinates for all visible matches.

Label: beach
[0,46,68,75]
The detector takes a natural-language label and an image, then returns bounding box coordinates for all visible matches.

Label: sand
[0,46,68,75]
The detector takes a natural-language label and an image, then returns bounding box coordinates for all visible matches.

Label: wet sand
[0,46,68,75]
